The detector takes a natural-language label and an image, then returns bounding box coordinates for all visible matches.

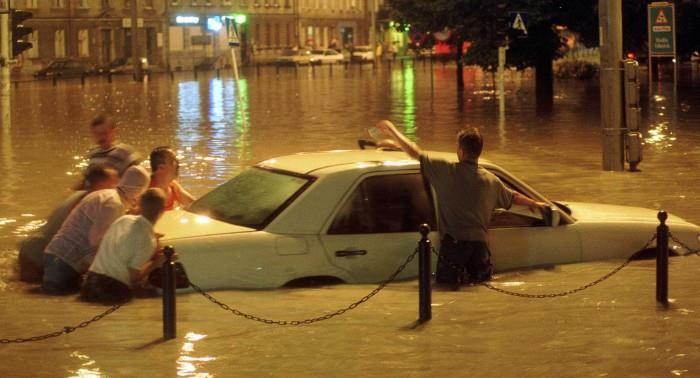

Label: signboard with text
[648,2,675,57]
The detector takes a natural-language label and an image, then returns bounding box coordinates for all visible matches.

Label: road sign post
[647,2,676,87]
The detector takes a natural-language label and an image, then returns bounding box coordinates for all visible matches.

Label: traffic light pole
[1,11,11,129]
[598,0,625,171]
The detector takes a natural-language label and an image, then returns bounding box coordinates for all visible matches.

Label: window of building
[28,30,39,58]
[78,29,90,57]
[54,29,66,58]
[101,0,111,10]
[328,174,435,234]
[52,0,66,8]
[78,0,89,8]
[144,0,154,8]
[26,0,39,8]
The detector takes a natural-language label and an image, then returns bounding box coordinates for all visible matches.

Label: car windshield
[187,167,313,229]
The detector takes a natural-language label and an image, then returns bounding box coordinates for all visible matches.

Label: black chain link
[433,234,657,299]
[191,247,420,325]
[668,232,700,255]
[0,304,121,344]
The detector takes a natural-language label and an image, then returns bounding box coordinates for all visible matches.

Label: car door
[319,172,438,283]
[486,173,582,271]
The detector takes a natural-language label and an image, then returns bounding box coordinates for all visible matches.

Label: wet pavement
[1,62,700,376]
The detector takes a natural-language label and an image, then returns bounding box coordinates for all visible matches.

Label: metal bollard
[52,75,57,86]
[256,63,261,77]
[401,59,405,69]
[14,81,18,89]
[169,70,174,80]
[276,63,280,74]
[193,67,198,79]
[294,63,298,77]
[418,224,432,322]
[311,63,315,77]
[329,61,333,76]
[81,73,86,86]
[216,68,220,79]
[656,211,669,305]
[162,245,177,340]
[107,72,112,83]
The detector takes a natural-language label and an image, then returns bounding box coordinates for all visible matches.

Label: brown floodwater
[1,62,700,376]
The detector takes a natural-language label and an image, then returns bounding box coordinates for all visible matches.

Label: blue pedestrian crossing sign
[509,12,528,36]
[226,18,240,47]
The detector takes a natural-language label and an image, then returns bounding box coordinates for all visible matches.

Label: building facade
[10,0,380,73]
[14,0,167,75]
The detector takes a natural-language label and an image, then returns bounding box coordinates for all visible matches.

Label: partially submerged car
[34,58,94,78]
[276,49,311,66]
[351,46,375,62]
[157,147,700,290]
[98,57,150,75]
[309,49,345,65]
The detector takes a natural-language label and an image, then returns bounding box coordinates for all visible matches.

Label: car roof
[257,149,495,175]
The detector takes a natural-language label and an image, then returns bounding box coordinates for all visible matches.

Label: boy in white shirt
[80,188,167,304]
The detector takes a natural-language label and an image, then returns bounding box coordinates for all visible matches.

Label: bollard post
[294,63,298,77]
[81,73,86,86]
[656,211,669,305]
[311,62,315,77]
[401,58,405,69]
[14,81,18,89]
[418,224,432,322]
[276,63,280,74]
[169,70,174,80]
[216,68,220,79]
[388,59,392,71]
[329,61,333,76]
[193,67,198,80]
[256,63,261,77]
[107,72,112,83]
[52,75,57,86]
[162,245,177,340]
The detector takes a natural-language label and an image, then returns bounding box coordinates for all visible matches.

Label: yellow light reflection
[195,216,212,224]
[177,332,215,377]
[67,351,102,378]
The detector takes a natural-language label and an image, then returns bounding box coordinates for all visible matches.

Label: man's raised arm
[375,120,422,160]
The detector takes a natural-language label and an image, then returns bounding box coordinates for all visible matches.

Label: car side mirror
[542,206,560,227]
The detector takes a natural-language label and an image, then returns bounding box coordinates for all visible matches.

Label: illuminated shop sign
[175,16,200,25]
[207,16,223,31]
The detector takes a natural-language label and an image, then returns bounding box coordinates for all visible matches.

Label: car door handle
[335,250,367,257]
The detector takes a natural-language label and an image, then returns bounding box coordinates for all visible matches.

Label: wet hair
[84,164,118,190]
[457,127,483,160]
[140,188,167,222]
[149,146,176,172]
[90,114,115,129]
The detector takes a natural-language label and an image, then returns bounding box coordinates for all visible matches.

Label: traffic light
[11,9,34,58]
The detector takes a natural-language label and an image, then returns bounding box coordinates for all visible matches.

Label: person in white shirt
[42,165,150,293]
[80,188,168,304]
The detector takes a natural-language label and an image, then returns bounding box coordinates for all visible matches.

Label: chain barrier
[191,247,420,325]
[0,304,121,344]
[669,232,700,255]
[432,234,657,299]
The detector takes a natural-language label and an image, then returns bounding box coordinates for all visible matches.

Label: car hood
[156,209,256,241]
[566,202,692,225]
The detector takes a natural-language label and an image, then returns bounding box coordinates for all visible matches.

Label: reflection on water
[177,332,215,377]
[68,351,102,378]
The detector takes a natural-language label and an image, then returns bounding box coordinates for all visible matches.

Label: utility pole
[369,0,376,59]
[599,0,624,171]
[131,0,142,81]
[1,1,10,129]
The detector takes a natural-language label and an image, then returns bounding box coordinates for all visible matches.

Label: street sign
[509,12,528,36]
[226,18,240,47]
[648,2,675,57]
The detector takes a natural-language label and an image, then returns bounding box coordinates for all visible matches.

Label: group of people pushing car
[18,116,545,304]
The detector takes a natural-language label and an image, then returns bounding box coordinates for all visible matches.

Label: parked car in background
[34,58,95,78]
[351,46,375,62]
[98,57,150,75]
[156,146,700,290]
[309,49,345,65]
[276,49,312,65]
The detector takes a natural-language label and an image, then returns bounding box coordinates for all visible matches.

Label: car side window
[328,174,435,234]
[487,169,546,228]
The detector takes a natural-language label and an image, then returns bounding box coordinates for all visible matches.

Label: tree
[386,0,599,103]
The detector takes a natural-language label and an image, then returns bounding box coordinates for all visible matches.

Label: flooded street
[1,62,700,376]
